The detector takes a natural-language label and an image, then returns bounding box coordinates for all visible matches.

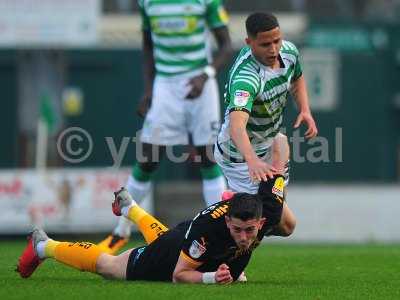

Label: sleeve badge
[189,239,207,259]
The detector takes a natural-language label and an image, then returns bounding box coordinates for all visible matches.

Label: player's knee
[137,144,164,173]
[96,254,119,279]
[97,254,129,280]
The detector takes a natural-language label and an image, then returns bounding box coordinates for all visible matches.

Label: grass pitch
[1,240,399,300]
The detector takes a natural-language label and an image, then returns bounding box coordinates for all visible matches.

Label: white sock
[121,205,134,218]
[113,216,133,238]
[36,239,49,259]
[125,175,152,204]
[113,175,152,238]
[202,176,226,207]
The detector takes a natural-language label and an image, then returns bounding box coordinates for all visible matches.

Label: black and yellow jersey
[181,175,284,278]
[126,175,285,282]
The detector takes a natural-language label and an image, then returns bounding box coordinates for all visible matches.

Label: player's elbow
[172,269,184,283]
[172,272,178,283]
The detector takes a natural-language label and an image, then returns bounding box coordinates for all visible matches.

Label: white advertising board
[0,0,100,47]
[0,168,153,233]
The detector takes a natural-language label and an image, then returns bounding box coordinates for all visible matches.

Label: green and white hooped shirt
[217,41,303,162]
[138,0,229,77]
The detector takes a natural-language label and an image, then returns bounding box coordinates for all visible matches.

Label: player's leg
[269,133,296,236]
[190,77,226,206]
[17,227,132,280]
[96,248,134,279]
[112,188,169,244]
[98,143,165,254]
[195,145,226,206]
[268,202,296,236]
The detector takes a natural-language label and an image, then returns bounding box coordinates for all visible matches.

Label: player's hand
[185,74,208,99]
[247,157,277,182]
[293,111,318,139]
[215,264,233,284]
[137,92,152,118]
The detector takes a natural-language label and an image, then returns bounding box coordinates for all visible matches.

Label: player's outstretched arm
[290,75,318,139]
[230,110,276,181]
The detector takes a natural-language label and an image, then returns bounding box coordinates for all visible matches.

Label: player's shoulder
[195,201,231,224]
[229,47,261,90]
[184,202,230,244]
[280,40,300,57]
[234,47,260,70]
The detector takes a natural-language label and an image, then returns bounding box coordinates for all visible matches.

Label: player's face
[246,27,282,67]
[225,217,266,250]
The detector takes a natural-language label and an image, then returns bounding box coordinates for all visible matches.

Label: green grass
[1,240,399,300]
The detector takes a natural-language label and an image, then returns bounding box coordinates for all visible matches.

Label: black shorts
[126,221,190,282]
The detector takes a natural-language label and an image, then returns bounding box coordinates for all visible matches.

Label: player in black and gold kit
[17,176,284,284]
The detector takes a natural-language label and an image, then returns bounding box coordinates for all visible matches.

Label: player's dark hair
[227,193,263,221]
[246,12,279,38]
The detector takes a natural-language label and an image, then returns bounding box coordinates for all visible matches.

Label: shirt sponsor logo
[271,177,284,198]
[218,7,229,23]
[151,17,197,33]
[233,90,250,107]
[189,239,206,259]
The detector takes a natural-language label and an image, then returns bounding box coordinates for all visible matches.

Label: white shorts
[214,144,290,194]
[140,73,220,146]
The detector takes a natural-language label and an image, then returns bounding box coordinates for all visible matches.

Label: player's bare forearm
[290,75,311,113]
[173,269,204,283]
[210,26,233,72]
[229,111,258,162]
[230,111,277,180]
[291,75,318,138]
[186,27,232,99]
[142,30,155,94]
[172,255,204,283]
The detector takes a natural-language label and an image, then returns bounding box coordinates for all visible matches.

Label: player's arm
[172,252,203,283]
[230,111,259,163]
[137,2,155,117]
[207,0,232,73]
[290,53,318,138]
[185,26,232,99]
[136,29,155,117]
[210,26,233,75]
[141,29,155,99]
[174,212,233,284]
[229,112,276,181]
[186,1,232,99]
[173,253,232,284]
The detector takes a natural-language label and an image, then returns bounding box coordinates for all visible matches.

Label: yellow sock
[44,239,60,258]
[52,241,103,273]
[127,205,169,244]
